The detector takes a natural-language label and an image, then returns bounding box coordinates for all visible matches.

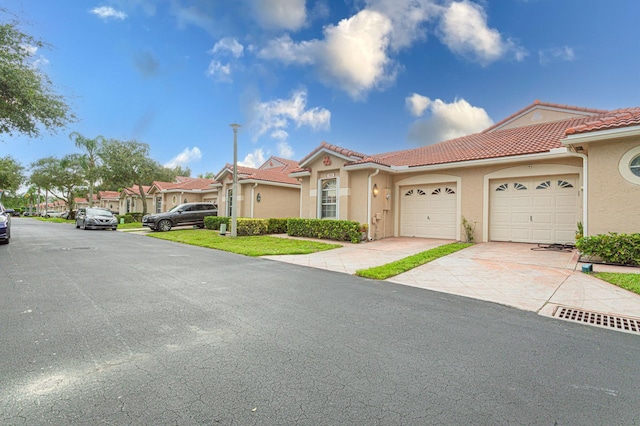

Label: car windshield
[86,208,113,217]
[168,204,190,213]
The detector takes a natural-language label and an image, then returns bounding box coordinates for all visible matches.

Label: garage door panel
[555,194,578,207]
[400,184,457,239]
[511,227,531,240]
[555,212,578,225]
[532,229,552,241]
[511,212,530,225]
[490,174,581,244]
[532,213,552,225]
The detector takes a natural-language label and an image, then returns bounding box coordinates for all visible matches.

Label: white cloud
[277,140,295,159]
[539,46,575,65]
[251,0,307,31]
[239,148,266,168]
[405,93,432,117]
[258,35,318,65]
[252,88,330,141]
[437,0,526,66]
[90,6,127,20]
[407,98,493,145]
[258,9,395,99]
[365,0,439,50]
[211,38,244,58]
[21,44,49,69]
[164,147,202,168]
[206,61,232,82]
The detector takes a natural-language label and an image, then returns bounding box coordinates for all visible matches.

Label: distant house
[98,191,121,213]
[290,101,640,243]
[215,156,301,219]
[147,177,218,213]
[119,186,152,215]
[74,195,98,210]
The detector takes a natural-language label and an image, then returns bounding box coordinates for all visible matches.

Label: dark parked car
[0,202,13,244]
[142,203,218,232]
[75,207,118,230]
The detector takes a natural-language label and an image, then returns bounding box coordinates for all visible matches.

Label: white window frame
[317,177,339,219]
[619,145,640,185]
[227,188,233,217]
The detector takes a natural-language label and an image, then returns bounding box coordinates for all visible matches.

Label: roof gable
[483,100,607,133]
[298,141,368,168]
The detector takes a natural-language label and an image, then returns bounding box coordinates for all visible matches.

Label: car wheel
[158,219,172,232]
[75,222,80,229]
[82,220,86,230]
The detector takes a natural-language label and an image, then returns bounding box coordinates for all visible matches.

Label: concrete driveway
[265,238,640,328]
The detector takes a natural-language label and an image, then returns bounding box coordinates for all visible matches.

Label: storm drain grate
[554,307,640,334]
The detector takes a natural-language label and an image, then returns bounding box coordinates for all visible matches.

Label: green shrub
[287,218,361,243]
[267,218,289,234]
[117,214,135,224]
[204,216,230,230]
[576,233,640,266]
[238,218,268,236]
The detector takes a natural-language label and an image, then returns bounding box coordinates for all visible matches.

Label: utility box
[220,223,227,236]
[581,264,593,273]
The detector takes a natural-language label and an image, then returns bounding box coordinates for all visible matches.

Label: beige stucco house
[119,185,153,215]
[215,157,301,219]
[147,177,218,213]
[98,191,121,213]
[290,101,640,244]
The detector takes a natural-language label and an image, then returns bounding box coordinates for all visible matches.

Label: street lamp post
[230,123,241,237]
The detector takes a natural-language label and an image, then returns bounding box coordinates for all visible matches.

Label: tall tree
[197,171,215,179]
[70,132,105,207]
[30,154,84,211]
[100,139,176,216]
[171,165,191,177]
[0,10,75,139]
[0,155,25,193]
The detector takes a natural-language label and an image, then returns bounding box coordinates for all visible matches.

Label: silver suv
[142,203,218,232]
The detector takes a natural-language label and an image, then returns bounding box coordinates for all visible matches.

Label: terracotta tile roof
[243,169,300,185]
[350,114,600,168]
[298,141,368,165]
[122,185,151,196]
[564,107,640,135]
[98,191,120,199]
[482,100,608,133]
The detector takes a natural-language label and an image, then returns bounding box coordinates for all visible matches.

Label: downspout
[367,169,380,241]
[250,183,258,218]
[567,150,588,236]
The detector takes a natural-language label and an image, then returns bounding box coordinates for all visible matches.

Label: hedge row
[203,216,362,243]
[287,218,361,243]
[576,233,640,266]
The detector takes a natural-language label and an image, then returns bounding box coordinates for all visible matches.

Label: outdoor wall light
[256,193,261,202]
[372,183,379,197]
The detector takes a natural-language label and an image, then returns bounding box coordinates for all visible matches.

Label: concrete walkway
[264,238,640,329]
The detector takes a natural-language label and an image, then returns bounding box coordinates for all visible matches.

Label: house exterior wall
[587,137,640,235]
[380,157,583,242]
[251,185,300,218]
[300,153,353,220]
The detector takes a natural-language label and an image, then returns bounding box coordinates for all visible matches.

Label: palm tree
[70,132,106,207]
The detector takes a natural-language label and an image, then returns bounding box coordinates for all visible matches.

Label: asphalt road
[1,219,639,425]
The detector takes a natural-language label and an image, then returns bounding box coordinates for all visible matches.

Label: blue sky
[3,0,639,179]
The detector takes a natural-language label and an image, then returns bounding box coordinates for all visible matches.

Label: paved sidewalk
[264,238,640,327]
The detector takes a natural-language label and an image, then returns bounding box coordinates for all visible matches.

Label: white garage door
[490,175,581,244]
[400,184,457,239]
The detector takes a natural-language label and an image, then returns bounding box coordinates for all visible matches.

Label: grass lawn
[594,272,640,295]
[32,217,72,224]
[355,242,473,280]
[117,221,144,230]
[147,229,342,256]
